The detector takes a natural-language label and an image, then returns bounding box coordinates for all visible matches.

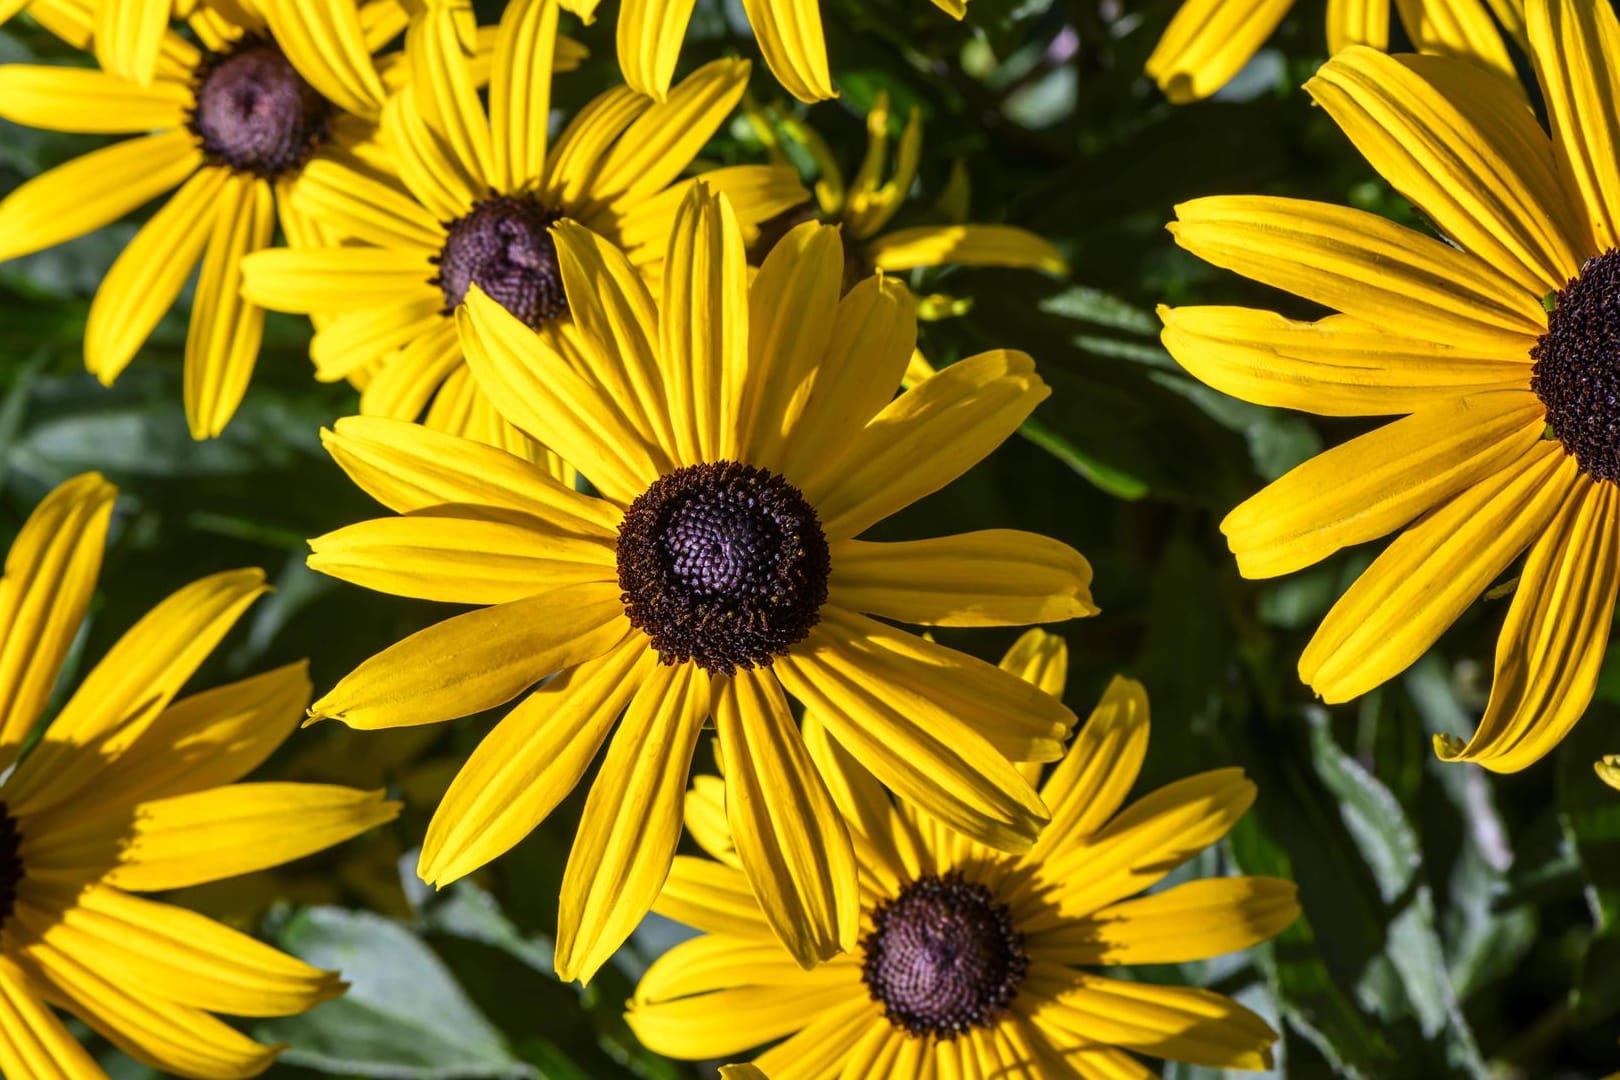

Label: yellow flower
[627,630,1298,1077]
[1159,0,1620,773]
[1145,0,1523,103]
[0,0,410,438]
[562,0,967,104]
[241,0,804,472]
[752,91,1067,325]
[0,473,400,1079]
[306,181,1096,985]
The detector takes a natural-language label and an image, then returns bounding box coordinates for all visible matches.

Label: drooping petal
[555,661,710,984]
[867,224,1068,275]
[1299,439,1575,703]
[616,0,698,101]
[1220,390,1547,579]
[0,64,188,132]
[306,582,627,730]
[419,633,654,885]
[0,956,102,1080]
[739,0,835,103]
[1143,0,1293,104]
[1436,477,1620,772]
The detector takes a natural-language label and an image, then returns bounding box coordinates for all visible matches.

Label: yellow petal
[406,4,493,187]
[1028,674,1151,861]
[287,158,445,250]
[266,0,389,119]
[1527,0,1620,250]
[775,621,1051,854]
[21,884,342,1016]
[1221,390,1547,579]
[1307,47,1587,294]
[319,414,619,532]
[1300,440,1575,703]
[868,223,1067,275]
[799,712,924,890]
[0,64,188,132]
[382,85,481,222]
[1030,876,1299,966]
[184,172,274,438]
[1143,0,1293,103]
[0,474,114,767]
[29,0,198,77]
[1396,0,1518,83]
[309,298,447,382]
[752,1000,888,1077]
[829,529,1095,626]
[1169,195,1545,353]
[241,246,436,313]
[632,932,856,1004]
[1327,0,1390,51]
[307,582,627,729]
[539,85,651,208]
[616,0,698,101]
[715,669,859,967]
[419,633,654,885]
[740,0,835,103]
[489,0,557,192]
[629,976,852,1060]
[684,774,738,866]
[660,183,749,463]
[356,319,462,420]
[999,627,1068,697]
[309,511,615,604]
[0,956,102,1080]
[86,166,226,387]
[653,855,775,939]
[1159,305,1532,417]
[805,349,1048,542]
[93,0,171,86]
[1597,755,1620,792]
[0,129,199,263]
[1436,478,1620,772]
[555,661,710,984]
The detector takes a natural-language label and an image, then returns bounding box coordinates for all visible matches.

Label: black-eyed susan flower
[306,181,1096,984]
[0,0,410,438]
[565,0,966,104]
[241,0,805,471]
[1145,0,1521,103]
[751,92,1066,324]
[1160,0,1620,773]
[627,630,1298,1077]
[0,473,399,1079]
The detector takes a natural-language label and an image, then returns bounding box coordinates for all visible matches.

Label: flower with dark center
[860,872,1029,1039]
[189,40,332,178]
[616,461,831,675]
[0,805,20,932]
[433,196,568,328]
[1532,249,1620,484]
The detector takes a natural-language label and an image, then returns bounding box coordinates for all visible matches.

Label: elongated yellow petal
[653,856,775,939]
[540,85,650,208]
[24,884,343,1016]
[0,474,114,767]
[489,0,557,192]
[0,129,199,263]
[751,999,886,1077]
[242,246,436,313]
[1160,306,1532,417]
[419,634,653,885]
[309,512,616,604]
[1308,48,1587,295]
[1169,196,1545,352]
[16,940,280,1079]
[805,349,1048,542]
[310,298,446,381]
[633,933,856,1004]
[0,956,102,1080]
[799,713,924,890]
[740,0,835,102]
[407,4,493,187]
[382,86,481,222]
[1396,0,1516,82]
[629,978,854,1059]
[617,0,698,101]
[715,669,859,967]
[1300,439,1575,702]
[829,530,1095,626]
[1221,390,1547,579]
[307,581,626,729]
[867,223,1067,275]
[86,166,226,387]
[1327,0,1389,51]
[184,172,274,439]
[684,775,738,866]
[0,65,188,132]
[1027,674,1150,861]
[1144,0,1293,103]
[606,165,811,275]
[661,183,749,463]
[29,0,198,78]
[319,414,620,533]
[555,661,710,984]
[4,569,268,817]
[266,0,388,119]
[288,158,444,250]
[1527,0,1620,250]
[93,0,171,86]
[1437,478,1620,771]
[1000,627,1068,698]
[357,318,461,420]
[1032,877,1299,966]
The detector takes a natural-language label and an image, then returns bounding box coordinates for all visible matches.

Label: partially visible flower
[306,182,1095,985]
[1597,755,1620,792]
[0,0,405,437]
[0,473,399,1078]
[242,0,804,473]
[628,630,1298,1077]
[1145,0,1523,103]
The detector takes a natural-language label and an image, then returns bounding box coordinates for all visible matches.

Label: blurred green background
[1,0,1615,1076]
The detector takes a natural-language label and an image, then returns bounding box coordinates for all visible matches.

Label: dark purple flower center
[189,40,331,178]
[1533,249,1620,483]
[433,196,568,328]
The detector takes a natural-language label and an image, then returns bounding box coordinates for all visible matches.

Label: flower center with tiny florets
[189,39,331,178]
[861,872,1028,1039]
[0,805,23,932]
[616,462,830,676]
[433,196,568,328]
[1532,249,1620,483]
